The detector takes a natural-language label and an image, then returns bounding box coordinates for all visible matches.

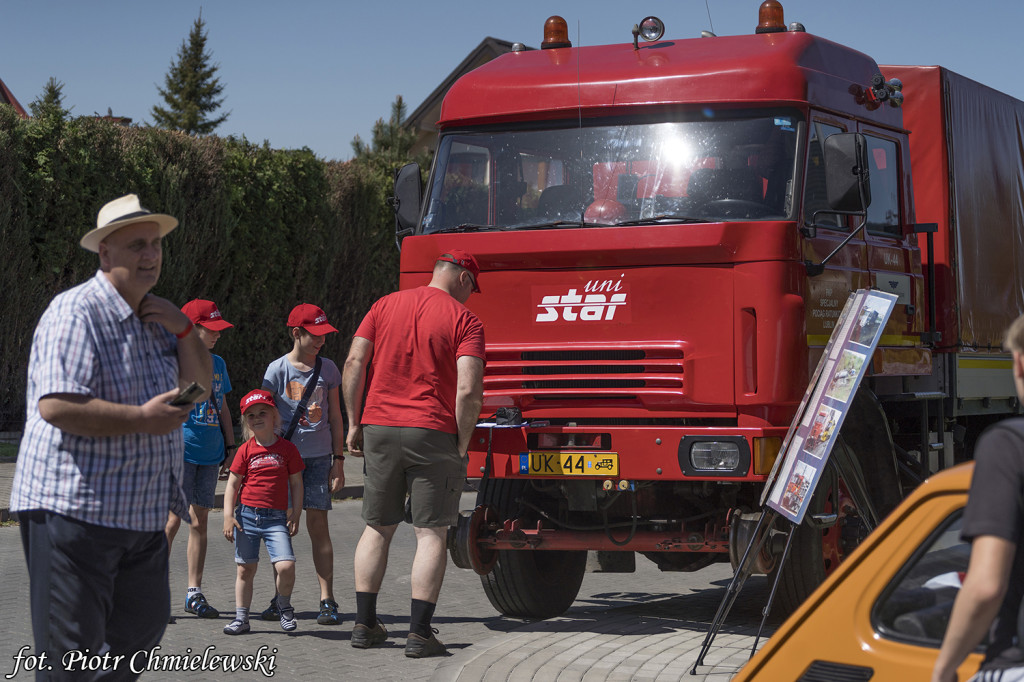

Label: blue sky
[2,1,1021,162]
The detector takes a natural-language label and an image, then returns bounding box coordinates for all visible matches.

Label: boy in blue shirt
[167,299,235,619]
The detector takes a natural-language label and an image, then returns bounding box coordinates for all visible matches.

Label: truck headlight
[690,441,741,471]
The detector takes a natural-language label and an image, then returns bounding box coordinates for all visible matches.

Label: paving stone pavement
[0,458,775,681]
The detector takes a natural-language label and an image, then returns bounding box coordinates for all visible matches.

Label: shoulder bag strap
[283,356,322,441]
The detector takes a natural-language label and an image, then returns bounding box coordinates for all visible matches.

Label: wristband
[175,320,194,339]
[332,455,345,463]
[226,444,236,450]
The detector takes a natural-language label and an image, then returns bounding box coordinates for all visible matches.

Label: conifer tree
[29,77,70,118]
[351,96,430,170]
[152,11,229,134]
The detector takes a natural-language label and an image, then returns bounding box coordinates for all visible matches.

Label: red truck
[389,1,1024,618]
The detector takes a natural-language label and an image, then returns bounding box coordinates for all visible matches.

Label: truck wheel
[477,478,587,619]
[772,390,903,614]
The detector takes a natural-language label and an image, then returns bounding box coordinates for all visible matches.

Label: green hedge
[0,106,403,431]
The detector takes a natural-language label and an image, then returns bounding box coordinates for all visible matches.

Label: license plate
[519,451,619,476]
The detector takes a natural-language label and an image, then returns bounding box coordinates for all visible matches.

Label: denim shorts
[300,455,332,511]
[233,505,295,564]
[182,461,219,509]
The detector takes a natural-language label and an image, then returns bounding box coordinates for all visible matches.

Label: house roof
[0,76,28,118]
[405,36,534,139]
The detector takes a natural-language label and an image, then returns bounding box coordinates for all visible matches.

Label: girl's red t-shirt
[230,437,304,510]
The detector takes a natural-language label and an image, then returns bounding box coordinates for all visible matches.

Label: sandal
[184,593,220,619]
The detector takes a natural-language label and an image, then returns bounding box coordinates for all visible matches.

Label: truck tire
[772,390,903,615]
[477,477,588,619]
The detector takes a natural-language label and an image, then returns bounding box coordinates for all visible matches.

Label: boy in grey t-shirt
[260,304,346,625]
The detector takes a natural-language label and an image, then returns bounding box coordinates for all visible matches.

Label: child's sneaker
[317,598,341,625]
[280,608,297,632]
[223,619,250,635]
[260,595,280,621]
[184,593,220,619]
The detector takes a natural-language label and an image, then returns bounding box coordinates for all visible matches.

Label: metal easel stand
[691,508,798,673]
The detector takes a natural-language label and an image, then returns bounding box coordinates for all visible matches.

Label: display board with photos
[764,289,898,525]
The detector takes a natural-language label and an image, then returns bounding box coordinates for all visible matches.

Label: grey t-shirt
[263,355,342,459]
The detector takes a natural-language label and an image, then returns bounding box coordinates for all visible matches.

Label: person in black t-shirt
[934,314,1024,682]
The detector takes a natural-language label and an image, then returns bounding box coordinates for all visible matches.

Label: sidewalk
[0,456,765,681]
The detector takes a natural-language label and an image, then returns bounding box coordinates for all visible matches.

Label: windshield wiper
[432,223,505,234]
[508,220,589,230]
[615,214,705,226]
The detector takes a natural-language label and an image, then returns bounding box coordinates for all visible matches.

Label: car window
[872,510,972,646]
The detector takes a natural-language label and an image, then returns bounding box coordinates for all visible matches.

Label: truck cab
[390,2,1019,619]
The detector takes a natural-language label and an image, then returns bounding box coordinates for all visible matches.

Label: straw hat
[80,194,179,253]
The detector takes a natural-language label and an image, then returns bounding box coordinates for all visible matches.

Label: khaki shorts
[361,425,466,528]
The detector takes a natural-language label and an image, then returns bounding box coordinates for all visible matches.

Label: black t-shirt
[962,418,1024,669]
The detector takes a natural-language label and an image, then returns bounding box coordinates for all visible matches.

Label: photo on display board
[804,404,842,459]
[850,297,889,347]
[824,349,866,404]
[779,459,818,516]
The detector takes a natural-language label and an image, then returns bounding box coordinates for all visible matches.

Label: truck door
[803,117,870,350]
[857,126,926,369]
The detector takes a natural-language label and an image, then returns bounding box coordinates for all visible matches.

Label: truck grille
[484,344,685,407]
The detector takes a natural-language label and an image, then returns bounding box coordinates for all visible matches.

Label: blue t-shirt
[262,354,341,459]
[183,353,232,465]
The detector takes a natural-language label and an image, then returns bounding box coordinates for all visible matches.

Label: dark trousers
[19,510,170,681]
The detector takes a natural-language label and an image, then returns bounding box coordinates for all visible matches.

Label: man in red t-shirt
[343,250,485,657]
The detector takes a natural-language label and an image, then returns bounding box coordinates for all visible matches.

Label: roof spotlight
[632,16,665,48]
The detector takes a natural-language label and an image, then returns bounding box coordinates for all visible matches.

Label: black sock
[355,591,378,627]
[410,598,436,639]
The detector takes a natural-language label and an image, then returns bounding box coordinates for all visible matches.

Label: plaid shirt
[10,271,188,531]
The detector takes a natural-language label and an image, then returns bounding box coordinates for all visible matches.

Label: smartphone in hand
[169,382,206,406]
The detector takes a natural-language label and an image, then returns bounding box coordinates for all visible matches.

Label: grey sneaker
[350,620,387,649]
[405,629,447,658]
[260,596,280,621]
[280,608,297,632]
[223,619,250,635]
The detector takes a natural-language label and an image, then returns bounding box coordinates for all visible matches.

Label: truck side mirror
[390,163,422,238]
[804,134,873,275]
[824,133,871,213]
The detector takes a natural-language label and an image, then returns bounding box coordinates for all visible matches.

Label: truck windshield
[421,109,802,233]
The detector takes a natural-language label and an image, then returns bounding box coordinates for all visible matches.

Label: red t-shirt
[355,286,485,433]
[230,437,304,510]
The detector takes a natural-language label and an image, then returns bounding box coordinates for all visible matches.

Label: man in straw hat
[11,194,212,676]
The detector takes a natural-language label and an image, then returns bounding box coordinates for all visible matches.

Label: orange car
[736,463,983,681]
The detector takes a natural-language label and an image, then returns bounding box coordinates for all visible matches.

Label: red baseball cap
[181,299,234,331]
[240,389,276,414]
[287,303,338,335]
[437,250,481,293]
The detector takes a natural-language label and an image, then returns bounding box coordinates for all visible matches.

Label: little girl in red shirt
[222,389,304,634]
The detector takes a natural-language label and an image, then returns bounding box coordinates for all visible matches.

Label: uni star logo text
[535,277,629,323]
